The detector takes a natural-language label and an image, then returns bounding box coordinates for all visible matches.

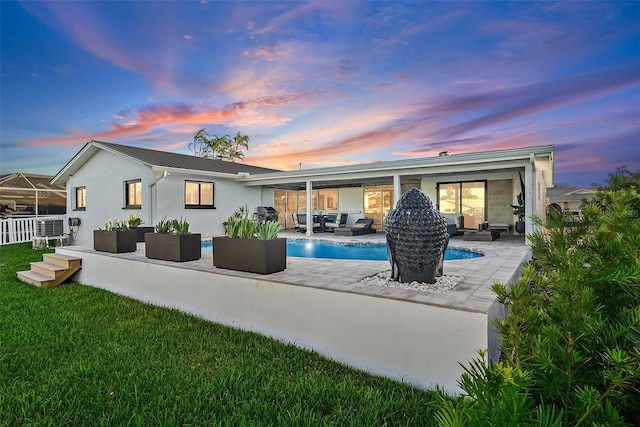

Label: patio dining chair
[324,213,348,232]
[292,213,300,230]
[297,213,321,232]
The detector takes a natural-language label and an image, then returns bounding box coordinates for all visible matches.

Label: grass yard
[1,243,442,426]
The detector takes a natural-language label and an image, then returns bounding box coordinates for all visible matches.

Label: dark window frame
[185,180,215,209]
[74,186,86,211]
[436,179,488,226]
[124,179,142,209]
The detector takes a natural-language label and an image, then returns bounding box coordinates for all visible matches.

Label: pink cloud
[23,94,304,147]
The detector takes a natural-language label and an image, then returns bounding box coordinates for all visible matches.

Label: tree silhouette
[188,129,250,162]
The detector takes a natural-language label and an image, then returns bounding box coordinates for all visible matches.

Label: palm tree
[189,128,213,158]
[189,129,249,162]
[222,132,249,162]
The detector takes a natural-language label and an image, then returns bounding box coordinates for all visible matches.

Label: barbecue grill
[255,206,279,224]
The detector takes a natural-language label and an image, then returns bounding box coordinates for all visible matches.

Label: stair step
[17,270,57,288]
[43,253,82,268]
[17,252,82,289]
[30,261,66,279]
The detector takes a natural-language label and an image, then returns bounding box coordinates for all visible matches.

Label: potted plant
[93,217,138,253]
[127,213,154,242]
[144,216,201,262]
[511,172,526,234]
[214,207,286,274]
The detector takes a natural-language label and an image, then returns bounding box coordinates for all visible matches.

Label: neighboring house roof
[1,172,66,191]
[51,140,280,185]
[0,173,66,215]
[546,187,596,203]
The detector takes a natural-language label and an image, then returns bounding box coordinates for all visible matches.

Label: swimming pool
[203,240,482,261]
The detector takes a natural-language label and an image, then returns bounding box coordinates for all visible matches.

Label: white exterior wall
[155,173,262,238]
[65,150,157,246]
[261,188,276,208]
[338,187,364,227]
[64,150,263,245]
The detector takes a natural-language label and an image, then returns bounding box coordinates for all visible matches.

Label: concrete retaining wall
[57,247,489,394]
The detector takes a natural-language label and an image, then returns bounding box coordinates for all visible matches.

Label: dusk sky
[1,1,639,187]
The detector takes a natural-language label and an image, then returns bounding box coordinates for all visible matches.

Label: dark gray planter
[93,230,138,253]
[131,226,155,242]
[514,221,525,234]
[145,233,201,262]
[213,237,286,274]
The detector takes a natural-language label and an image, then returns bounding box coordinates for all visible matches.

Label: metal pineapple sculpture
[385,187,449,284]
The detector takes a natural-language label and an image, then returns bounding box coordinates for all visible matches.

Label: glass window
[298,191,318,211]
[125,180,142,208]
[437,181,486,230]
[185,181,215,208]
[297,189,339,212]
[364,185,393,230]
[318,189,338,210]
[274,189,286,228]
[75,187,86,210]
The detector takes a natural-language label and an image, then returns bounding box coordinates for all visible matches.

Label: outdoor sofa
[334,218,376,236]
[442,213,464,236]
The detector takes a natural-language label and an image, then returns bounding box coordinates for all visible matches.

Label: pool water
[203,240,482,261]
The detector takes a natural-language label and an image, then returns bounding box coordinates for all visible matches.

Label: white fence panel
[0,217,63,245]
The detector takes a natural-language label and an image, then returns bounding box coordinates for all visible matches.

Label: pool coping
[61,232,530,314]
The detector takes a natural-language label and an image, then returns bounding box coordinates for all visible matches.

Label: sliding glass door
[364,185,394,230]
[437,181,486,230]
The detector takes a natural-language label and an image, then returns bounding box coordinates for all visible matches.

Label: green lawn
[1,243,442,426]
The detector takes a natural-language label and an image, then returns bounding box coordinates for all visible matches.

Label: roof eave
[240,145,554,184]
[150,166,244,179]
[50,142,97,185]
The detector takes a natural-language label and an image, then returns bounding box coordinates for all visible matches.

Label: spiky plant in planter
[94,217,137,253]
[127,213,154,242]
[145,216,201,262]
[214,207,286,274]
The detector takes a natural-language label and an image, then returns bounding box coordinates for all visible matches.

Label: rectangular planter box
[213,237,286,274]
[131,226,155,243]
[145,233,201,262]
[93,230,138,253]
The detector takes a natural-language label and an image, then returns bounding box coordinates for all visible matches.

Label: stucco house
[51,141,554,246]
[546,187,596,218]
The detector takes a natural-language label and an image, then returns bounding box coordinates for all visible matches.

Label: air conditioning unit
[37,219,64,237]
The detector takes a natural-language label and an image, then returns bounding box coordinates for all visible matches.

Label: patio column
[525,155,535,237]
[306,180,313,236]
[393,175,401,206]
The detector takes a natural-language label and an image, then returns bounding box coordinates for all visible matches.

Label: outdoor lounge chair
[297,213,321,232]
[334,218,376,236]
[324,213,348,232]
